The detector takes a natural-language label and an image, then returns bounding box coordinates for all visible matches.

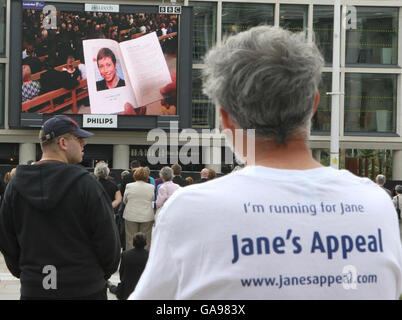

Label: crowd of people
[0,145,221,300]
[93,159,219,253]
[1,140,400,300]
[21,9,178,105]
[375,174,402,220]
[1,25,401,300]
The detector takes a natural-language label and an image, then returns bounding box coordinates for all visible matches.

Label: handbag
[116,202,126,250]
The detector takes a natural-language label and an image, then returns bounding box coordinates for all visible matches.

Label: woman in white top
[392,185,402,221]
[123,167,155,250]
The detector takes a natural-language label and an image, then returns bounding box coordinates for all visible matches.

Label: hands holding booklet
[83,32,173,114]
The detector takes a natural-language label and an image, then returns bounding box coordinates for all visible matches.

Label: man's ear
[312,90,320,116]
[57,136,68,151]
[220,108,236,132]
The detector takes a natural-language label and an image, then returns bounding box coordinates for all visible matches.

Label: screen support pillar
[19,143,36,164]
[392,150,402,180]
[113,144,130,169]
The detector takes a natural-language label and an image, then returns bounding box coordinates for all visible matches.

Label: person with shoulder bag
[392,185,402,220]
[117,201,126,251]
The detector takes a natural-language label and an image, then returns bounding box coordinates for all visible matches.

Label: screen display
[22,6,178,116]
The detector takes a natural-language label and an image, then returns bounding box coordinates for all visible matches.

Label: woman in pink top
[155,166,180,220]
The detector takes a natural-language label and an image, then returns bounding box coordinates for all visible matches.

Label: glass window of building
[313,6,333,64]
[0,143,18,164]
[346,7,398,65]
[192,69,215,128]
[190,1,217,64]
[312,73,332,132]
[222,2,274,38]
[0,0,5,56]
[344,73,397,133]
[279,4,308,35]
[0,64,4,127]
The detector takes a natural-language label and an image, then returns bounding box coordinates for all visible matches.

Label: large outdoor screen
[21,6,178,116]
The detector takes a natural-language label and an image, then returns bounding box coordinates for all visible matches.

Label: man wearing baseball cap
[0,115,121,300]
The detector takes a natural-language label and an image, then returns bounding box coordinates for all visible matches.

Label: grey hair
[94,161,110,179]
[376,174,386,185]
[160,166,173,181]
[121,170,130,179]
[145,166,151,175]
[202,25,324,145]
[395,185,402,194]
[200,168,209,178]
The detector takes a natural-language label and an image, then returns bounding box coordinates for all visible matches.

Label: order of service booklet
[83,32,172,114]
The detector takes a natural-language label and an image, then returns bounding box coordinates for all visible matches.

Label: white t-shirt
[129,166,402,299]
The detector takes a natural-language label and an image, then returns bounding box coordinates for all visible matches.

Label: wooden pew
[158,32,177,41]
[130,31,178,41]
[54,60,82,72]
[119,28,131,41]
[31,60,82,81]
[131,32,144,40]
[22,79,88,114]
[31,70,46,81]
[38,55,48,62]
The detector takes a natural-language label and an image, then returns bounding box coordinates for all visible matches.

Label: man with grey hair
[130,26,402,299]
[195,168,209,184]
[375,174,392,198]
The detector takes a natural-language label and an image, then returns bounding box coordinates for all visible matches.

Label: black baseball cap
[40,115,93,142]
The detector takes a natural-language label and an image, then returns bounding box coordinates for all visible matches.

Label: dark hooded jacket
[0,162,121,298]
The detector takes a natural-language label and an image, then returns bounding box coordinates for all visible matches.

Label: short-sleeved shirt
[98,178,118,204]
[130,166,402,299]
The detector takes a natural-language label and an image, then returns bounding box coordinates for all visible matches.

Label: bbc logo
[159,5,182,15]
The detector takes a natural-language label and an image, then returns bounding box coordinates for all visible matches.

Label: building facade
[0,0,402,178]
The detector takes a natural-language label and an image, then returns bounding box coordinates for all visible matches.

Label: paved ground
[0,253,120,300]
[1,222,402,300]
